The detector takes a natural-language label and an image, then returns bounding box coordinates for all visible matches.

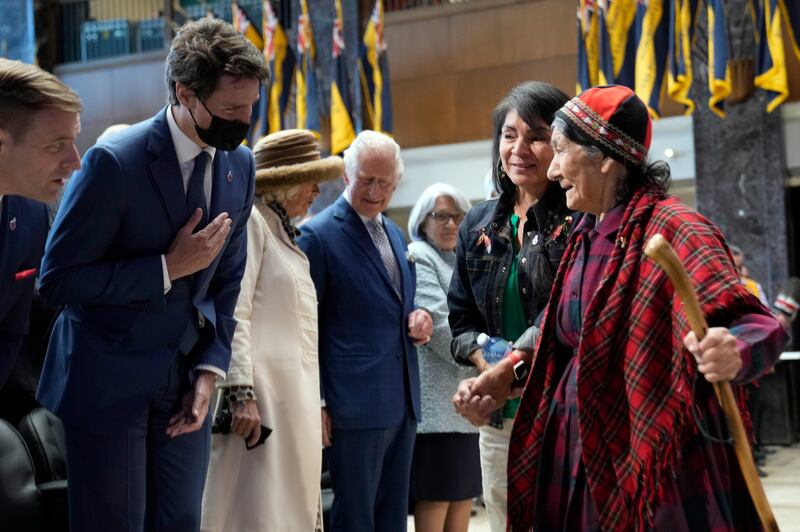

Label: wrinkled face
[547,129,619,215]
[0,108,81,202]
[344,148,398,219]
[284,182,320,218]
[499,109,554,190]
[422,195,464,252]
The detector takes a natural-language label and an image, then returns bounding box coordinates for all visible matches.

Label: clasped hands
[452,328,743,427]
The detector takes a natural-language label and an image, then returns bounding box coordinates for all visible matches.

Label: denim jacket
[447,184,575,426]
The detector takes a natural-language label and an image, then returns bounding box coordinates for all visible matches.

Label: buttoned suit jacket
[298,196,421,430]
[37,107,254,433]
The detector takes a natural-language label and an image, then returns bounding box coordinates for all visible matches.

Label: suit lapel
[333,197,401,301]
[147,107,187,233]
[209,150,235,220]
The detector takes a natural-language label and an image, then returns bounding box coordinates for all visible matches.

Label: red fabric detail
[579,85,634,123]
[507,188,766,531]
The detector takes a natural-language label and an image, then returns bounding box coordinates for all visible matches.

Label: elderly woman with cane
[455,85,787,531]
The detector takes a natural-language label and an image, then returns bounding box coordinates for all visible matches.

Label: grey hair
[343,130,404,185]
[408,183,472,242]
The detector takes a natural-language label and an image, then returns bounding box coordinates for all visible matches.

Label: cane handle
[644,233,779,532]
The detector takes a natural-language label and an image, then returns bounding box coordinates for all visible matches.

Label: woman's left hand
[683,327,743,383]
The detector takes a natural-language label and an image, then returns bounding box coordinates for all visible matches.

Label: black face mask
[189,100,249,151]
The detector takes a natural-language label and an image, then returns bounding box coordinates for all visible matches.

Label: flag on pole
[263,0,295,134]
[754,0,790,112]
[666,0,698,113]
[779,0,800,62]
[296,0,320,135]
[577,0,602,93]
[232,2,265,145]
[360,0,393,133]
[706,0,731,117]
[331,0,357,154]
[232,2,264,50]
[634,0,670,117]
[598,0,638,87]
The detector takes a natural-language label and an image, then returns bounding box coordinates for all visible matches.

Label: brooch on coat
[406,250,416,264]
[476,228,492,254]
[546,215,573,247]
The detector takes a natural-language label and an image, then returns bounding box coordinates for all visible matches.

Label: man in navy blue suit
[0,59,82,388]
[37,19,267,531]
[299,130,433,531]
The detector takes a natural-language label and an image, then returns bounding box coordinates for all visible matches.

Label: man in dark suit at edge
[0,58,82,389]
[36,19,267,531]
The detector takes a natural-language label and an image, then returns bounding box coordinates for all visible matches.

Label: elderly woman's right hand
[453,377,497,426]
[231,400,262,447]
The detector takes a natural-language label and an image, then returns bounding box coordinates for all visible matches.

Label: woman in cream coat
[202,130,343,532]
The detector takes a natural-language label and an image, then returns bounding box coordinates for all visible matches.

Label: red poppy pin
[15,268,36,281]
[548,215,573,244]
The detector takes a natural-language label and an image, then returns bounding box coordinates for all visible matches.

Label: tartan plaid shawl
[507,188,762,531]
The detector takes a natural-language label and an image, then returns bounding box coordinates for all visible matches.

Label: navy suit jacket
[0,196,48,385]
[298,196,420,430]
[37,108,254,433]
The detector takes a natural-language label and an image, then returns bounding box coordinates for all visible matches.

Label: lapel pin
[9,217,16,231]
[226,170,233,183]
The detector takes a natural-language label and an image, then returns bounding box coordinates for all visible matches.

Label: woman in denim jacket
[447,81,574,532]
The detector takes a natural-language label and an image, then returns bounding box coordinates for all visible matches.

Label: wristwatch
[506,352,530,382]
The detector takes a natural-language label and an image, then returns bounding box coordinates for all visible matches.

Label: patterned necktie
[366,218,401,293]
[187,151,210,230]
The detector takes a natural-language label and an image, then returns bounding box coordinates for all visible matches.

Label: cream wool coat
[201,206,322,532]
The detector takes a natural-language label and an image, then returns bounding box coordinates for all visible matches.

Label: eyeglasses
[428,211,465,225]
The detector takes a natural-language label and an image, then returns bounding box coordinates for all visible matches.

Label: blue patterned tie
[367,218,401,294]
[187,151,210,230]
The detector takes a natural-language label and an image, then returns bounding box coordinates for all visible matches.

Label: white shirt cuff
[195,364,226,380]
[161,255,172,294]
[320,398,327,408]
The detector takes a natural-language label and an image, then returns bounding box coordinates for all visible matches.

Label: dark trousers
[327,413,416,532]
[63,353,211,532]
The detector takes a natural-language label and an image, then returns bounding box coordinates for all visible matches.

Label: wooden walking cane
[644,234,779,532]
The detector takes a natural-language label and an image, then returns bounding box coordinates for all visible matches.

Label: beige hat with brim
[253,129,344,194]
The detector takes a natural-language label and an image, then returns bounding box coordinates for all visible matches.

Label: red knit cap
[557,85,652,166]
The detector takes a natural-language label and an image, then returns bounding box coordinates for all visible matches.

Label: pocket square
[14,268,37,281]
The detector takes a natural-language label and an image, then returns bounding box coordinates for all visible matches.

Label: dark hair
[552,115,671,203]
[0,58,82,140]
[491,81,570,198]
[165,18,270,105]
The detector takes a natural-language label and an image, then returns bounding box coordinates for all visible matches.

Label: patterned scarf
[266,201,300,245]
[507,187,760,531]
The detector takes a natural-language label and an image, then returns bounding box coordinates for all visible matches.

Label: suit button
[521,257,527,264]
[522,287,528,294]
[167,339,178,349]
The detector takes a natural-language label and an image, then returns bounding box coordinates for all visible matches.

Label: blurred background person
[202,129,342,531]
[447,81,571,532]
[406,183,478,532]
